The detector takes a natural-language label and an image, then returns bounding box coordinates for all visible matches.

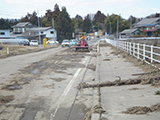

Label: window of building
[50,31,54,34]
[0,32,5,35]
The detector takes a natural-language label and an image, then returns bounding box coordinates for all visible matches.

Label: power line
[0,9,28,18]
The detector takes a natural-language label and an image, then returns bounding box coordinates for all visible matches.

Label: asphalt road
[0,44,97,120]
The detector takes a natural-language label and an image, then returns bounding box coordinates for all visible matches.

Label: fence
[119,37,160,41]
[105,38,160,69]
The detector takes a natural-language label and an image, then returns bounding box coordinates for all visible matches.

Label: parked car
[61,39,70,47]
[55,41,59,44]
[70,39,77,46]
[47,40,55,44]
[30,40,38,46]
[19,40,30,46]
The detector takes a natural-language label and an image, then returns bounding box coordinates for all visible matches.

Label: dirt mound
[99,41,108,47]
[122,103,160,114]
[83,104,106,120]
[87,64,96,71]
[51,77,66,82]
[103,59,111,61]
[2,81,22,90]
[0,95,14,104]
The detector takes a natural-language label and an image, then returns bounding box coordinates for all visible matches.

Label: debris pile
[0,95,14,104]
[122,103,160,114]
[87,64,96,71]
[83,104,106,120]
[77,75,160,89]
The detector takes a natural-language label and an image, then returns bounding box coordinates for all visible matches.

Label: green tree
[72,14,83,31]
[0,18,19,29]
[92,11,106,24]
[45,4,60,26]
[20,11,38,26]
[104,14,130,34]
[82,14,92,33]
[55,7,74,42]
[41,17,50,27]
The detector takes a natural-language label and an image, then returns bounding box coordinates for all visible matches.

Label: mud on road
[0,46,97,120]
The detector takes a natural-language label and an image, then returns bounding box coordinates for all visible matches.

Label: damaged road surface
[1,40,160,120]
[0,46,97,120]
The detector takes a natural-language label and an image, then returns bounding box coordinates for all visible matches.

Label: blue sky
[0,0,160,19]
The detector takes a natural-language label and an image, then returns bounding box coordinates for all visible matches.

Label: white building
[21,27,57,43]
[12,22,36,34]
[0,30,11,38]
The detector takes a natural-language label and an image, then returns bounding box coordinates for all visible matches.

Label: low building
[0,30,15,39]
[21,27,57,43]
[119,28,140,38]
[12,22,36,34]
[133,17,160,36]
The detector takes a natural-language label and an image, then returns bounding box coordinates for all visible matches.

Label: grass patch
[155,90,160,95]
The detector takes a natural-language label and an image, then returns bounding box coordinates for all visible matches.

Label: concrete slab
[92,44,160,120]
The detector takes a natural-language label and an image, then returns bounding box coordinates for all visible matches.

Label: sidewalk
[91,41,160,120]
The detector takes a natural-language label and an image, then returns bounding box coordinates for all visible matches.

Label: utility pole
[52,18,55,41]
[37,10,41,47]
[130,17,132,29]
[108,21,111,36]
[117,18,119,40]
[110,22,111,36]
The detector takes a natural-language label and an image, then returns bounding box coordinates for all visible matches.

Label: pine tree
[56,7,74,42]
[82,14,92,33]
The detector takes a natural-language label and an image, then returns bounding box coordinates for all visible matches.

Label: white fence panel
[105,38,160,69]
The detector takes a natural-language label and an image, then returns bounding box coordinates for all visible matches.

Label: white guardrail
[105,38,160,69]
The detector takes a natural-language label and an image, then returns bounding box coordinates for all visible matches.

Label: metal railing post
[130,42,132,55]
[143,44,145,60]
[125,41,127,52]
[151,45,153,63]
[127,42,128,53]
[133,43,135,56]
[137,43,139,59]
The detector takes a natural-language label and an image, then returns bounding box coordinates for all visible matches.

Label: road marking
[50,68,82,120]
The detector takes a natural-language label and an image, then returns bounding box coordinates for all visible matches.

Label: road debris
[84,104,106,120]
[122,103,160,115]
[1,81,22,90]
[77,75,160,89]
[87,64,96,71]
[0,95,14,104]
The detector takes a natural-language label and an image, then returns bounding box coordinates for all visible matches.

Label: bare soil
[0,45,59,59]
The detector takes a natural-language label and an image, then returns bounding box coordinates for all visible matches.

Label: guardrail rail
[106,38,160,69]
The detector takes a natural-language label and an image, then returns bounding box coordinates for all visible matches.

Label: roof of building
[12,22,35,28]
[134,17,160,26]
[120,28,138,34]
[135,23,158,28]
[28,27,52,31]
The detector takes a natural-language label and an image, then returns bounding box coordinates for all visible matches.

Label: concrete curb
[91,41,100,120]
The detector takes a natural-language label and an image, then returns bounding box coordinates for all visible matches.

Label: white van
[30,40,38,46]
